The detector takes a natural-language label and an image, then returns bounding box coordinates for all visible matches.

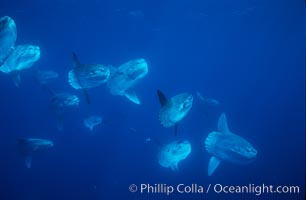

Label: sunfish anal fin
[11,72,21,88]
[25,155,32,169]
[218,112,230,134]
[157,89,168,106]
[57,116,64,131]
[170,163,179,172]
[208,156,221,176]
[83,89,91,104]
[46,87,55,96]
[72,52,81,68]
[125,91,140,105]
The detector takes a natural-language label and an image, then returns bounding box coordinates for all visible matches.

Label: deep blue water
[0,0,305,199]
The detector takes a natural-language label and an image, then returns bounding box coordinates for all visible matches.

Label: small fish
[128,10,144,17]
[49,92,80,131]
[107,58,148,104]
[0,16,16,66]
[17,138,53,169]
[50,93,80,114]
[129,128,137,133]
[205,113,257,176]
[83,115,102,132]
[36,69,59,84]
[0,45,40,87]
[158,140,191,172]
[196,91,220,106]
[157,90,193,135]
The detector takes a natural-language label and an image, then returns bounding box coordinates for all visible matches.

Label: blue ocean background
[0,0,305,199]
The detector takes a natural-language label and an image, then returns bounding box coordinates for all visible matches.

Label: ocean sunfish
[196,91,220,106]
[0,45,40,87]
[158,140,191,172]
[83,115,102,132]
[36,69,59,85]
[68,52,110,104]
[17,138,53,168]
[205,113,257,176]
[0,16,16,66]
[157,90,193,135]
[107,58,148,104]
[49,92,80,131]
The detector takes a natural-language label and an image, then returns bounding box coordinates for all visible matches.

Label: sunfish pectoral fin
[208,156,221,176]
[157,89,168,106]
[11,72,21,88]
[72,52,81,68]
[170,163,179,172]
[25,155,32,169]
[125,91,140,105]
[83,89,90,104]
[217,112,230,134]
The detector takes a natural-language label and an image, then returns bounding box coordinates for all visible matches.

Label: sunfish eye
[183,101,190,108]
[176,144,183,150]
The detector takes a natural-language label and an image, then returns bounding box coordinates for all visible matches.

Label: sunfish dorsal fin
[157,89,168,106]
[46,87,56,96]
[125,90,140,105]
[218,112,230,134]
[72,52,81,68]
[208,156,221,176]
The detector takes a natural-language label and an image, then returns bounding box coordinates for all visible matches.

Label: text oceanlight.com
[129,183,300,196]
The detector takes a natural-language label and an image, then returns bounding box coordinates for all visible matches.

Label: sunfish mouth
[127,69,145,79]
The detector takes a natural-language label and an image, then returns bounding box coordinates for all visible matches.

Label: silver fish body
[205,113,257,176]
[159,93,193,128]
[17,138,53,168]
[158,140,191,172]
[84,115,102,131]
[68,64,110,89]
[0,16,16,66]
[17,138,54,153]
[0,45,40,73]
[36,70,59,84]
[107,58,148,104]
[50,93,79,115]
[205,131,257,164]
